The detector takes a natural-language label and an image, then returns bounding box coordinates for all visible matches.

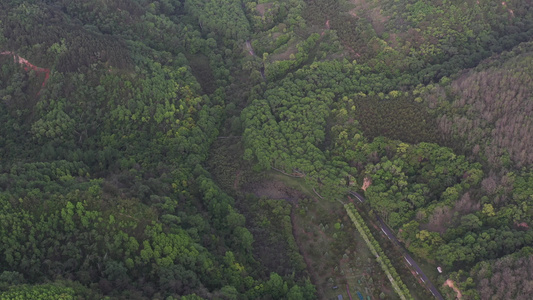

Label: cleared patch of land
[348,0,389,35]
[268,43,298,61]
[207,140,436,299]
[245,173,399,300]
[256,3,272,17]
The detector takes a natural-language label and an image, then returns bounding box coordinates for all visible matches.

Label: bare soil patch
[291,198,396,299]
[444,279,463,299]
[348,0,389,35]
[271,32,282,40]
[1,51,51,92]
[186,53,216,94]
[348,0,365,17]
[241,175,397,299]
[387,32,399,48]
[243,179,307,203]
[369,7,389,35]
[269,43,297,61]
[361,177,372,191]
[349,0,365,7]
[207,141,402,299]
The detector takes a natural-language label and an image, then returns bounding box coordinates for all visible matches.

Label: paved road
[348,191,365,203]
[349,191,444,300]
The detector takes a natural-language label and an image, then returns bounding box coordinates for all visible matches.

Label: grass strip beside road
[344,203,412,300]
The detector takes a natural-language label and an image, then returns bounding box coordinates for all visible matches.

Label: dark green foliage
[265,33,321,81]
[238,0,533,297]
[0,283,76,300]
[2,0,533,298]
[0,0,314,298]
[352,95,441,145]
[364,142,483,229]
[185,0,251,42]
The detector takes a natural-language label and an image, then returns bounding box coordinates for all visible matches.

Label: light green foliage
[1,0,533,298]
[0,284,75,300]
[185,0,251,41]
[345,203,412,300]
[265,33,321,80]
[364,142,482,228]
[0,0,317,298]
[482,204,496,217]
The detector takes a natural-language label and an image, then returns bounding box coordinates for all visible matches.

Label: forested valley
[1,0,532,299]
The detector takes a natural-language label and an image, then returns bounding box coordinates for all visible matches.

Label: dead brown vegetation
[269,43,298,61]
[453,192,480,214]
[427,52,533,169]
[348,0,389,35]
[426,206,453,233]
[475,255,533,300]
[256,3,272,17]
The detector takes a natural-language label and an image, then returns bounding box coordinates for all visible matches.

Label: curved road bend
[349,191,444,300]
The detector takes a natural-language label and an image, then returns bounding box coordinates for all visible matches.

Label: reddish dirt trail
[346,283,354,300]
[444,279,462,299]
[342,43,361,57]
[362,177,372,191]
[321,19,331,37]
[233,170,241,190]
[1,51,50,91]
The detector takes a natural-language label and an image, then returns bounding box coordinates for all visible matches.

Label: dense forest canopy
[1,0,533,299]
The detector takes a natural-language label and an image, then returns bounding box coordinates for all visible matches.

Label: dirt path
[1,51,50,92]
[244,180,307,202]
[245,40,255,57]
[346,284,353,300]
[341,42,361,57]
[444,279,462,299]
[362,177,372,191]
[321,19,331,37]
[233,170,241,190]
[244,40,266,80]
